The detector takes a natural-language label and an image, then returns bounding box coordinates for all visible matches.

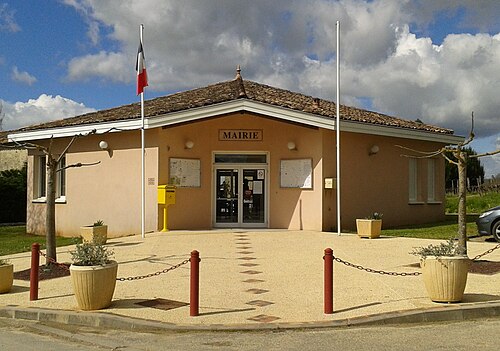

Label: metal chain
[471,243,500,261]
[39,250,70,271]
[39,249,191,280]
[331,255,421,276]
[116,258,190,281]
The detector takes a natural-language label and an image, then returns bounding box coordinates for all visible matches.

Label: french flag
[136,36,148,95]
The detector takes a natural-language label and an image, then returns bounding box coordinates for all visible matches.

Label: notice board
[169,158,201,187]
[280,158,312,189]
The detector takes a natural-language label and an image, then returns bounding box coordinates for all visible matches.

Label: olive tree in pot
[70,242,117,310]
[411,239,469,303]
[0,259,13,294]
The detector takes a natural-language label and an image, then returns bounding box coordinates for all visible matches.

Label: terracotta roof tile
[13,76,453,135]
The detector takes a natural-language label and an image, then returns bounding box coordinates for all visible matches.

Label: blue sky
[1,0,499,177]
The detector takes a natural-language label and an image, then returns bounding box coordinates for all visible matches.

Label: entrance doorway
[214,154,268,228]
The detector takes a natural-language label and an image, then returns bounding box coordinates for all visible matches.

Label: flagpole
[336,20,341,236]
[140,24,146,239]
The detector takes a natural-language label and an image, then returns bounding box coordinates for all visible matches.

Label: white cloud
[11,66,37,86]
[67,51,130,83]
[1,95,96,131]
[60,0,500,175]
[0,3,20,32]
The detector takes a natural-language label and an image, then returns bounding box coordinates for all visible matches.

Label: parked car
[476,206,500,242]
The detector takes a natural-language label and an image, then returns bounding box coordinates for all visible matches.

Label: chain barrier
[331,254,421,276]
[38,250,70,271]
[116,258,190,281]
[330,242,500,277]
[471,243,500,261]
[38,248,191,281]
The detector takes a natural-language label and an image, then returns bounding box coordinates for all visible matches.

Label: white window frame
[409,158,418,203]
[427,158,436,202]
[56,156,66,202]
[34,155,67,202]
[34,155,47,201]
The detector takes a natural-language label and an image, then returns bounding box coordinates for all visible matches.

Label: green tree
[445,147,485,189]
[0,164,27,223]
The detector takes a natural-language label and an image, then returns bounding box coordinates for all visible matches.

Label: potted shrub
[70,242,118,310]
[356,212,383,239]
[0,259,13,294]
[80,220,108,245]
[411,238,469,303]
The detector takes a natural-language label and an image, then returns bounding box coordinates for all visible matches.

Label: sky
[0,0,499,177]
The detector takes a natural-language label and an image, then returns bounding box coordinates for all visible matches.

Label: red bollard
[190,250,200,316]
[324,248,333,314]
[30,243,40,301]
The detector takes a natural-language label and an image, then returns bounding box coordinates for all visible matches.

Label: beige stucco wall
[25,112,447,237]
[27,132,158,238]
[155,112,324,231]
[321,131,446,231]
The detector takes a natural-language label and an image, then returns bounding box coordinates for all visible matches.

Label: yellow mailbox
[158,185,176,232]
[165,185,176,205]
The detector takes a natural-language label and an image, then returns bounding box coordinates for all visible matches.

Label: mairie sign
[219,129,263,141]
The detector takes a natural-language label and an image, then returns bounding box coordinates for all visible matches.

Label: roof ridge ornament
[234,65,247,98]
[235,65,242,80]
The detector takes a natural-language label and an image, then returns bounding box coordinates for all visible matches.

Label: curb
[1,301,500,331]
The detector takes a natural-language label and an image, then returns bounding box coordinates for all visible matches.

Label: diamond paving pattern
[246,288,269,294]
[242,279,265,283]
[247,314,281,323]
[239,263,259,267]
[246,300,274,307]
[241,270,262,275]
[136,298,188,311]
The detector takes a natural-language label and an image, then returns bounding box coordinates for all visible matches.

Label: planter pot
[0,264,14,293]
[356,219,382,239]
[420,256,469,303]
[80,225,108,245]
[70,261,118,310]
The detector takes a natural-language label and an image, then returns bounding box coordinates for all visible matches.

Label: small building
[7,70,462,238]
[0,131,27,172]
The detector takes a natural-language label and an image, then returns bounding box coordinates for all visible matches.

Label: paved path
[1,231,499,329]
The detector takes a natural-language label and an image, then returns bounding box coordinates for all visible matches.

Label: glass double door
[215,167,267,227]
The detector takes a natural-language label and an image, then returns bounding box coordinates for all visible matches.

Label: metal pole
[140,24,146,239]
[336,20,341,236]
[190,250,200,316]
[324,248,333,314]
[30,243,40,301]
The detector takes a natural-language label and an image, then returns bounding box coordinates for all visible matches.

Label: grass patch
[0,226,80,256]
[382,220,477,240]
[446,191,500,214]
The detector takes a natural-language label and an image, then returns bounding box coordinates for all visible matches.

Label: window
[35,155,47,199]
[408,158,418,202]
[56,156,66,199]
[214,154,267,164]
[34,155,66,201]
[427,159,436,202]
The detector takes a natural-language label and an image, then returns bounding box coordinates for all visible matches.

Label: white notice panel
[280,159,312,189]
[169,158,201,187]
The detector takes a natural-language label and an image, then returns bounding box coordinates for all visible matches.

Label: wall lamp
[99,140,112,157]
[369,145,380,156]
[287,141,297,151]
[185,140,194,149]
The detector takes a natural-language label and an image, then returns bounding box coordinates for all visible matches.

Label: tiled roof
[0,131,8,144]
[13,75,454,135]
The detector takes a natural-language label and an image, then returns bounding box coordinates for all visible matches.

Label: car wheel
[493,221,500,243]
